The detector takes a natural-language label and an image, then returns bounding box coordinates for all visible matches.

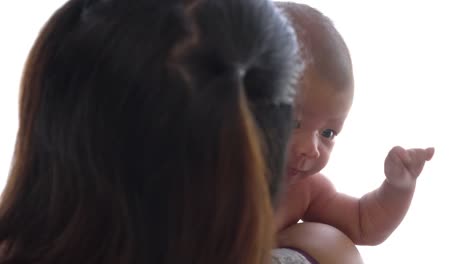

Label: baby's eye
[321,129,336,140]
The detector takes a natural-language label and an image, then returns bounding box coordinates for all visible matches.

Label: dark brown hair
[0,0,301,263]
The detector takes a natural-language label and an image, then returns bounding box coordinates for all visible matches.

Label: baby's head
[277,2,354,182]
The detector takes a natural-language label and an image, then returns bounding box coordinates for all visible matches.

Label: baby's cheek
[286,134,300,156]
[285,144,296,165]
[313,158,328,174]
[317,143,334,168]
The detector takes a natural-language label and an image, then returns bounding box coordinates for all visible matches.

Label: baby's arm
[302,146,434,245]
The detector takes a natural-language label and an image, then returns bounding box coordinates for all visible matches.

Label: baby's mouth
[286,167,307,181]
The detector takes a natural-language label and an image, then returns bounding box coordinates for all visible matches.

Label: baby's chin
[285,168,312,184]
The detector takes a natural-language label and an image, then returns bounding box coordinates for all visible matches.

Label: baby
[275,2,435,245]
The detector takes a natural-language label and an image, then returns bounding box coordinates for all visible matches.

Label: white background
[1,1,467,263]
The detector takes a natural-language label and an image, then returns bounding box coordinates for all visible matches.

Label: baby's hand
[384,146,435,190]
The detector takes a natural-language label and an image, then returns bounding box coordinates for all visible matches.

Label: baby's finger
[425,147,435,161]
[405,148,430,164]
[394,146,412,164]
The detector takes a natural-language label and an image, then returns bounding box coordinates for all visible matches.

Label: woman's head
[0,0,301,263]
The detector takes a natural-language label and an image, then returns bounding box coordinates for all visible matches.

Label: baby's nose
[308,136,320,159]
[296,133,320,160]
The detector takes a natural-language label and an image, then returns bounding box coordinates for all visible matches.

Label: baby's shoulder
[288,173,336,201]
[301,173,335,192]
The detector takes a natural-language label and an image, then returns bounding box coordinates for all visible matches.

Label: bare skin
[273,6,434,261]
[275,67,435,246]
[278,222,364,264]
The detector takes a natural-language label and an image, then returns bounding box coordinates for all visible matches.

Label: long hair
[0,0,301,263]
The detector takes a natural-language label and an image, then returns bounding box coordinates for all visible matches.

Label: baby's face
[286,71,353,183]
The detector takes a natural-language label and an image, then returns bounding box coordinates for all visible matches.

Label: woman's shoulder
[272,247,319,264]
[275,222,364,264]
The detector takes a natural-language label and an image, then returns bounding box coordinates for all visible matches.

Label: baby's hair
[0,0,301,263]
[276,2,353,90]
